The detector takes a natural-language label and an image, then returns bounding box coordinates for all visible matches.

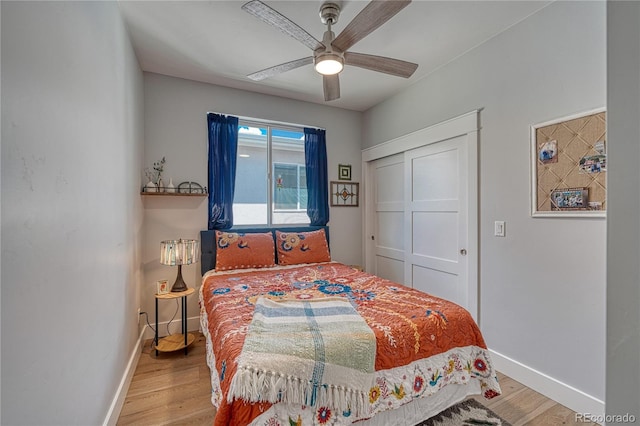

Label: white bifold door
[364,112,478,320]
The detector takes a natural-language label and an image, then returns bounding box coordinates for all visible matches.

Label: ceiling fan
[242,0,419,101]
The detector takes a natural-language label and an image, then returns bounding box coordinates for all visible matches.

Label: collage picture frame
[530,108,606,218]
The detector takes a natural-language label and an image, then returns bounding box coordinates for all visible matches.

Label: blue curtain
[304,127,329,226]
[207,113,239,230]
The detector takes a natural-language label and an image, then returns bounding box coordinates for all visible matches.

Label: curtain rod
[207,111,326,132]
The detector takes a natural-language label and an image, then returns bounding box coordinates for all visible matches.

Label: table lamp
[160,239,199,292]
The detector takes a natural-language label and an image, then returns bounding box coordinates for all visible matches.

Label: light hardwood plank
[118,333,216,426]
[125,365,201,399]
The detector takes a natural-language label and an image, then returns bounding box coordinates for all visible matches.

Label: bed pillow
[275,229,331,266]
[215,231,276,271]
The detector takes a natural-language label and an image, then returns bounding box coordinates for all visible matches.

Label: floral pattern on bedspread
[199,262,501,426]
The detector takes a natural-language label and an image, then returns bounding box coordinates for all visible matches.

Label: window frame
[236,119,308,226]
[273,162,307,212]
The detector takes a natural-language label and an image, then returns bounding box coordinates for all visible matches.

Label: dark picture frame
[338,164,352,181]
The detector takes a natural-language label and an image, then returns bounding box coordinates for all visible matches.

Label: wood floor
[117,333,216,426]
[118,333,597,426]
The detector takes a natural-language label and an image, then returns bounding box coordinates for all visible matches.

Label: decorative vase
[166,178,176,193]
[145,180,157,193]
[157,177,165,192]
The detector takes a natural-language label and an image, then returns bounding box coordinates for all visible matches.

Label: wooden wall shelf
[141,192,207,197]
[142,182,206,196]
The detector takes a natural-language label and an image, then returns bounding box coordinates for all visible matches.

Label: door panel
[376,160,404,203]
[404,135,469,309]
[371,153,405,281]
[412,264,459,304]
[376,256,405,284]
[411,149,459,202]
[377,211,404,252]
[412,211,458,263]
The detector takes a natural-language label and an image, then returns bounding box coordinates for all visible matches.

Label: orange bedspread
[200,262,500,426]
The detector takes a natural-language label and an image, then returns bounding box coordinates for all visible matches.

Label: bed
[199,226,501,426]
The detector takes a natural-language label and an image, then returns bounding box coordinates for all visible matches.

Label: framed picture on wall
[330,181,359,206]
[530,108,606,218]
[338,164,352,180]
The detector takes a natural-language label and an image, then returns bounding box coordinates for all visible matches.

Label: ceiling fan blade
[344,52,418,78]
[242,0,324,51]
[247,57,314,81]
[323,74,340,101]
[332,0,411,52]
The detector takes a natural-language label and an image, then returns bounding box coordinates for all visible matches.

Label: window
[233,121,309,225]
[274,163,307,210]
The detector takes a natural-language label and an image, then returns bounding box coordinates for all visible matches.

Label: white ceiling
[118,0,551,111]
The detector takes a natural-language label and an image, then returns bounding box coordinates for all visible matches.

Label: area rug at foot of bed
[416,399,512,426]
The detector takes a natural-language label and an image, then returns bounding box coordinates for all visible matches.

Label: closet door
[404,135,470,311]
[363,111,478,320]
[369,153,405,283]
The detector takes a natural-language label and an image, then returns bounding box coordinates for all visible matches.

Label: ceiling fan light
[314,54,344,75]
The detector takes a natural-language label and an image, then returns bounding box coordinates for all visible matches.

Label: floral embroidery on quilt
[314,406,336,425]
[288,415,302,426]
[413,374,424,393]
[292,281,315,290]
[470,351,493,379]
[369,385,380,403]
[317,282,351,295]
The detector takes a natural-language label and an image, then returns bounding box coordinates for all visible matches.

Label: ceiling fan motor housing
[319,2,340,25]
[315,27,344,75]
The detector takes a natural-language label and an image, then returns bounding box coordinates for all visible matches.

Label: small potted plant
[153,157,166,191]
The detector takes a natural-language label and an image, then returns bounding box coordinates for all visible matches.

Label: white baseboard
[489,349,604,424]
[102,324,147,426]
[103,316,202,425]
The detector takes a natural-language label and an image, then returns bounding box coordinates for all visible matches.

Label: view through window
[233,121,309,225]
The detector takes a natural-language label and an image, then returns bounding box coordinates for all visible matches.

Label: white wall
[606,1,640,423]
[363,0,605,410]
[142,73,362,331]
[1,2,144,424]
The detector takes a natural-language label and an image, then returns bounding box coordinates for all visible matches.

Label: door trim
[362,110,479,162]
[362,110,479,321]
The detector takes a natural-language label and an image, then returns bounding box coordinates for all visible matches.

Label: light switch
[494,221,506,237]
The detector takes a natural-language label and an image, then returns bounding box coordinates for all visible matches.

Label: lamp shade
[160,239,199,266]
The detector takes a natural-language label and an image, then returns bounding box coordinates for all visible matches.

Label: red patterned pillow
[215,231,276,271]
[275,229,331,266]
